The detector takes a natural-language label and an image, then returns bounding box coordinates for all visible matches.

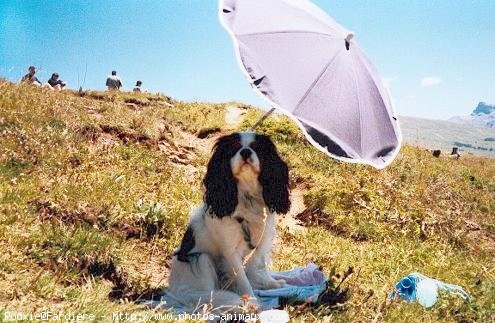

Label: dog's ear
[258,136,291,214]
[203,140,238,217]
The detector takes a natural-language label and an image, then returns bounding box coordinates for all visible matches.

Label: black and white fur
[167,132,290,312]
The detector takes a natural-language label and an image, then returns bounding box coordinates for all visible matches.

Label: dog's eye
[232,141,242,150]
[250,142,258,149]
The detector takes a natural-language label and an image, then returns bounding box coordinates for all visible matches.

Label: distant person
[449,147,461,159]
[106,70,122,91]
[46,73,67,91]
[133,80,142,92]
[21,66,42,86]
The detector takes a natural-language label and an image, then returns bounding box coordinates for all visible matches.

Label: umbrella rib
[237,30,338,38]
[292,48,343,115]
[348,50,364,156]
[354,52,396,151]
[355,50,390,117]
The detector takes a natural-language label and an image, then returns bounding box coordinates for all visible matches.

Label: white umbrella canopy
[220,0,401,168]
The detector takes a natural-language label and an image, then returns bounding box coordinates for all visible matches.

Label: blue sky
[1,1,494,120]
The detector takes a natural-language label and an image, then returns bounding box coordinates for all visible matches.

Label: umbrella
[219,0,401,168]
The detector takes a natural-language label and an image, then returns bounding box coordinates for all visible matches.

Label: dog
[166,132,291,312]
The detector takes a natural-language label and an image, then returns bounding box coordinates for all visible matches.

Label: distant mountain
[449,102,495,128]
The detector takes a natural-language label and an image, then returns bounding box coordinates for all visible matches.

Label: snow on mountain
[449,102,495,128]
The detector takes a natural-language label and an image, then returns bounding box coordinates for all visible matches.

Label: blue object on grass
[391,275,417,302]
[388,272,470,308]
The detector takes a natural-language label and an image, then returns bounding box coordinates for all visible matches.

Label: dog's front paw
[240,294,261,313]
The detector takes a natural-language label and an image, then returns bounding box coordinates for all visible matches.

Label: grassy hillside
[1,80,494,322]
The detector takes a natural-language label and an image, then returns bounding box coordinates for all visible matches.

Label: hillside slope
[400,116,495,158]
[1,81,494,322]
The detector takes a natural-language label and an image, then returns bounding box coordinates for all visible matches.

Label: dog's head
[203,132,290,217]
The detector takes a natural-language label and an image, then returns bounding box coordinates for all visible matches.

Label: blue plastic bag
[388,273,470,307]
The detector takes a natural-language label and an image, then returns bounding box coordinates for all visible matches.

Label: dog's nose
[240,148,252,160]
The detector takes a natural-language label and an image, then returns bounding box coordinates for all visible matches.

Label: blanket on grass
[147,263,326,312]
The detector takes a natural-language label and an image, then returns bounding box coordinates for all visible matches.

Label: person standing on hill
[21,66,42,86]
[106,70,122,91]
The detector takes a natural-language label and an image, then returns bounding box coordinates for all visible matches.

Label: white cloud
[420,76,442,87]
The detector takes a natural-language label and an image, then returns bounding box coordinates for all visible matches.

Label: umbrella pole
[249,107,276,131]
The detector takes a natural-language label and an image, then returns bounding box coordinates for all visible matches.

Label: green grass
[1,80,494,321]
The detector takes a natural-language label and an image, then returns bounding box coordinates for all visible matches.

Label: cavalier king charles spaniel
[167,132,290,312]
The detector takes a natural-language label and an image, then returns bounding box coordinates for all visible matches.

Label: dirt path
[163,105,248,181]
[169,105,247,156]
[278,185,306,233]
[225,105,247,129]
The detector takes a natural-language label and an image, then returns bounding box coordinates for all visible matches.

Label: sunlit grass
[1,80,494,321]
